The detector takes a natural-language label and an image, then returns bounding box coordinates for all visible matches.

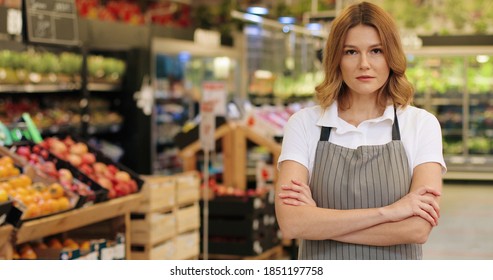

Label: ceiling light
[246,6,269,15]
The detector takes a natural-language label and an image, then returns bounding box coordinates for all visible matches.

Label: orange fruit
[0,189,8,202]
[17,175,32,188]
[57,197,70,211]
[48,183,65,199]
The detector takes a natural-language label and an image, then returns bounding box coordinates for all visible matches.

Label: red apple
[16,146,31,159]
[93,162,107,175]
[115,171,131,182]
[81,153,96,165]
[79,164,94,176]
[70,143,88,156]
[58,168,73,183]
[97,177,113,189]
[107,164,118,175]
[50,140,68,156]
[63,136,75,147]
[67,154,82,167]
[114,182,130,197]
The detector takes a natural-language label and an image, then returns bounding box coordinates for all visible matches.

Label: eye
[344,49,358,55]
[371,48,383,54]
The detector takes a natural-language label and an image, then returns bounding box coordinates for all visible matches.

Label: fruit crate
[130,210,176,245]
[175,171,200,206]
[176,202,200,234]
[130,238,175,260]
[40,136,144,199]
[4,143,108,207]
[134,175,175,213]
[200,191,280,256]
[175,230,200,260]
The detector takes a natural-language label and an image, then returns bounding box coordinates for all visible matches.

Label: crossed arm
[275,160,443,246]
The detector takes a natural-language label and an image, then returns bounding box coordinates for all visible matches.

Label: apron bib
[298,109,421,259]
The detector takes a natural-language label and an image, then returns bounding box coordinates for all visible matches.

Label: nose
[359,54,370,70]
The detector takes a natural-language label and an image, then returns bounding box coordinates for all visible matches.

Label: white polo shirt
[278,102,447,181]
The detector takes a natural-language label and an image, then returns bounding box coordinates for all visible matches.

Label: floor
[423,182,493,260]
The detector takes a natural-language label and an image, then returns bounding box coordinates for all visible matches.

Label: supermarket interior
[0,0,493,260]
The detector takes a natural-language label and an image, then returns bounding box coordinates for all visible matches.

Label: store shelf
[15,193,142,259]
[17,193,142,243]
[0,84,80,93]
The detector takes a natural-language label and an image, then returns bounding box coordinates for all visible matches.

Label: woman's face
[340,24,390,98]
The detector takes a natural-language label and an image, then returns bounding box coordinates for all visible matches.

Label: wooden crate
[175,172,200,206]
[130,238,176,260]
[134,176,175,213]
[204,245,284,260]
[175,230,200,260]
[176,203,200,234]
[130,211,176,245]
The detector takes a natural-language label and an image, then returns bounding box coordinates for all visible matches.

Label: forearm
[331,216,433,246]
[276,203,390,240]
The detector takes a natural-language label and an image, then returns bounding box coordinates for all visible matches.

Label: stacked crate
[201,190,280,257]
[129,172,200,260]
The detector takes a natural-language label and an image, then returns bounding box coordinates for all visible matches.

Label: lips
[356,75,374,81]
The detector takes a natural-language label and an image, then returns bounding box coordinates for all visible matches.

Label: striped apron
[298,109,421,259]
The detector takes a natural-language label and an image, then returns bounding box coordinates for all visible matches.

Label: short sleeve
[414,113,447,174]
[277,112,311,171]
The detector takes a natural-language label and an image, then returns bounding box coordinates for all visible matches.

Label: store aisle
[423,183,493,260]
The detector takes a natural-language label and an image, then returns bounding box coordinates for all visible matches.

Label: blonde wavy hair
[315,1,414,110]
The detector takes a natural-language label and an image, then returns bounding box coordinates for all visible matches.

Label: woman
[275,1,446,260]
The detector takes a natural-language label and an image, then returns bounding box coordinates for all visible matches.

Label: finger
[283,183,312,200]
[419,203,439,224]
[421,185,442,197]
[420,195,441,218]
[279,191,311,204]
[419,204,438,226]
[281,198,304,206]
[290,180,313,196]
[416,209,436,226]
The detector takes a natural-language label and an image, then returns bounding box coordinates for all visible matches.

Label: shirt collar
[316,101,395,132]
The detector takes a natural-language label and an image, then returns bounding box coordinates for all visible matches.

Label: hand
[382,185,441,226]
[278,179,316,207]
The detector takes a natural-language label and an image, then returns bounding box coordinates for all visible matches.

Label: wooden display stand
[178,122,284,260]
[0,224,14,260]
[0,193,142,260]
[178,122,281,190]
[129,171,201,260]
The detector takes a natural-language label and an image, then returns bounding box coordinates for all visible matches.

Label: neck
[338,97,385,127]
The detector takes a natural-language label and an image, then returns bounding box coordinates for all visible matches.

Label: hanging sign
[24,0,79,46]
[199,101,216,152]
[0,6,22,38]
[202,81,227,116]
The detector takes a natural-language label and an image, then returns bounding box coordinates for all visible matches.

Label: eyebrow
[343,44,383,48]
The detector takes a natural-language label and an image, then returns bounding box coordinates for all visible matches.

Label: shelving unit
[149,37,241,175]
[407,46,493,180]
[0,193,142,260]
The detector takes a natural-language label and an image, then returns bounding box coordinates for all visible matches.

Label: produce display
[0,50,126,86]
[0,155,76,220]
[12,144,100,205]
[407,54,493,157]
[75,0,192,27]
[0,97,123,136]
[40,136,140,199]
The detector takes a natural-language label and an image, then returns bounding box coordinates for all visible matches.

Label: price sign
[200,101,216,152]
[24,0,79,46]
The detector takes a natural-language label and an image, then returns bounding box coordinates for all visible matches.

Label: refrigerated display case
[406,46,493,180]
[150,38,241,175]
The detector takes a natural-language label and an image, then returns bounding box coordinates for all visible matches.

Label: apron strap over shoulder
[392,106,401,141]
[320,126,332,141]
